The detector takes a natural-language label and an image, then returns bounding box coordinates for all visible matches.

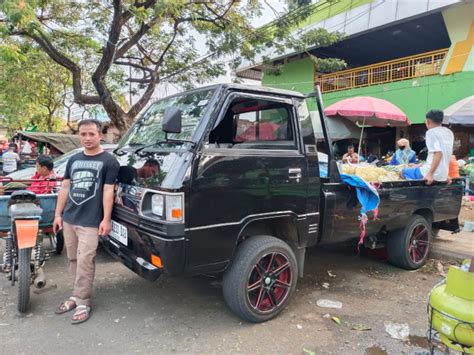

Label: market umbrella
[310,111,362,141]
[324,96,411,156]
[443,96,474,126]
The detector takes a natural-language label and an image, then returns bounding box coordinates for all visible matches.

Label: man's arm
[353,153,360,163]
[98,184,114,236]
[53,179,70,233]
[424,151,442,185]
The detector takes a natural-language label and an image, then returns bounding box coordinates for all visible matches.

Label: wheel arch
[231,215,305,276]
[413,208,434,225]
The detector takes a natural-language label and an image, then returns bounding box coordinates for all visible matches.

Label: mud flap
[15,220,39,249]
[433,218,461,234]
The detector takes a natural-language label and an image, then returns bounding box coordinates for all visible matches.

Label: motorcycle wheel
[18,248,32,313]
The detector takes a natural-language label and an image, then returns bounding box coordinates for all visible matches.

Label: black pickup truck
[103,84,463,322]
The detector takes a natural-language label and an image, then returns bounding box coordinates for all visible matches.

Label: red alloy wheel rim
[247,252,292,314]
[408,224,430,263]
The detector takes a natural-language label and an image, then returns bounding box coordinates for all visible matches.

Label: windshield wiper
[114,143,144,156]
[134,138,196,155]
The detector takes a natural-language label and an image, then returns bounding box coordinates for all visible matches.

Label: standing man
[2,143,20,175]
[53,119,119,324]
[402,109,453,184]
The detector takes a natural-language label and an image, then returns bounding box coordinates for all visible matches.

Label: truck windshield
[117,88,215,150]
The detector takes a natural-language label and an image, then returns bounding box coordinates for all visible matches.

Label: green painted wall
[263,57,474,124]
[295,0,373,30]
[322,72,474,124]
[262,56,315,94]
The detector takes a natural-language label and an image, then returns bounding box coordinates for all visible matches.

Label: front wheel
[387,215,431,270]
[222,235,298,323]
[18,247,32,313]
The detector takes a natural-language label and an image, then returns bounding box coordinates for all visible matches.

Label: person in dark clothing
[53,119,119,324]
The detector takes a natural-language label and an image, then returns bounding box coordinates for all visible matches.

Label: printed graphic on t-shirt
[69,160,104,205]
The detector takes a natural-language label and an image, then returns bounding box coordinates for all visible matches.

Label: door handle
[288,168,302,182]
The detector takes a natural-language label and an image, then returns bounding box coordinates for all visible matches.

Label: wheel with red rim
[387,215,431,270]
[223,235,298,323]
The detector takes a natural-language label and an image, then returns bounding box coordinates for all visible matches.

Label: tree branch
[27,31,101,105]
[127,74,157,119]
[114,60,154,73]
[115,17,158,59]
[91,0,127,129]
[126,77,152,83]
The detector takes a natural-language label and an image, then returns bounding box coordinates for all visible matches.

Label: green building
[237,0,474,158]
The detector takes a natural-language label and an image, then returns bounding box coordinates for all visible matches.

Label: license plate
[110,220,128,245]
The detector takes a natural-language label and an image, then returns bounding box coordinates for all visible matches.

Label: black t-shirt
[62,151,120,228]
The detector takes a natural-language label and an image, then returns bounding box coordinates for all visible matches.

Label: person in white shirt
[402,109,454,184]
[2,143,20,174]
[21,140,32,156]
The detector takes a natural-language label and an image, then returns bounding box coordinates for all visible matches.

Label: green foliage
[0,43,69,133]
[0,0,345,132]
[310,55,347,73]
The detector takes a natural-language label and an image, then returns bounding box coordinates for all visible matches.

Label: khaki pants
[63,222,99,306]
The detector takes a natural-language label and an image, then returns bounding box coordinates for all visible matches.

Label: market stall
[324,96,411,157]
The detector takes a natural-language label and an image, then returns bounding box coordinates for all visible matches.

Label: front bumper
[101,206,186,281]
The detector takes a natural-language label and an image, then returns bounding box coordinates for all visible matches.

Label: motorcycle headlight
[151,194,164,216]
[165,194,183,222]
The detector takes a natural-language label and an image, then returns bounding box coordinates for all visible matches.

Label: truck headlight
[165,194,183,222]
[151,194,164,216]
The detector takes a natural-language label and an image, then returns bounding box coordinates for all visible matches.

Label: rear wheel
[387,215,431,270]
[222,235,298,323]
[18,247,32,313]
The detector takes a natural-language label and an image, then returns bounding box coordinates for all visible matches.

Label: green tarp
[16,131,81,154]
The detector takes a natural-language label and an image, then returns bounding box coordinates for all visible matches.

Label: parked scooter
[2,190,47,312]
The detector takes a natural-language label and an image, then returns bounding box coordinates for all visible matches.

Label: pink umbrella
[324,96,411,155]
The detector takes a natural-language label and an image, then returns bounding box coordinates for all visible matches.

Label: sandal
[71,305,91,324]
[55,297,77,314]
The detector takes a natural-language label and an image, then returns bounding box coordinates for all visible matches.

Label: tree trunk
[47,111,54,132]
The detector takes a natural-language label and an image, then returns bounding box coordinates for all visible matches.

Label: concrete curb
[429,248,470,261]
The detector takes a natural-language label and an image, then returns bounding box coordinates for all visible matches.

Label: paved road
[0,243,451,354]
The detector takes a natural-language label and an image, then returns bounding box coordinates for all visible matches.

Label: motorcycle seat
[8,203,43,219]
[10,190,37,200]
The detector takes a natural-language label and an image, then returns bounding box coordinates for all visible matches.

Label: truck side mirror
[162,107,182,134]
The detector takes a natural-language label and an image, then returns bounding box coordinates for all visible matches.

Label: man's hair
[78,119,102,132]
[8,143,16,149]
[37,155,54,171]
[347,144,354,149]
[426,109,444,124]
[144,159,160,168]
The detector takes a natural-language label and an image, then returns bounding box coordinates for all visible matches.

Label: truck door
[187,92,309,270]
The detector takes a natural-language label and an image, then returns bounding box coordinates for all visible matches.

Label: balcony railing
[317,48,449,93]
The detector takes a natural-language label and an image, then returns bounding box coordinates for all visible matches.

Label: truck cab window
[208,97,296,149]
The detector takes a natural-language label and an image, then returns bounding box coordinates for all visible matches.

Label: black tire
[222,235,298,323]
[18,248,32,313]
[387,215,431,270]
[55,230,64,255]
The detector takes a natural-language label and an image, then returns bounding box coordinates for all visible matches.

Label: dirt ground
[0,243,460,354]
